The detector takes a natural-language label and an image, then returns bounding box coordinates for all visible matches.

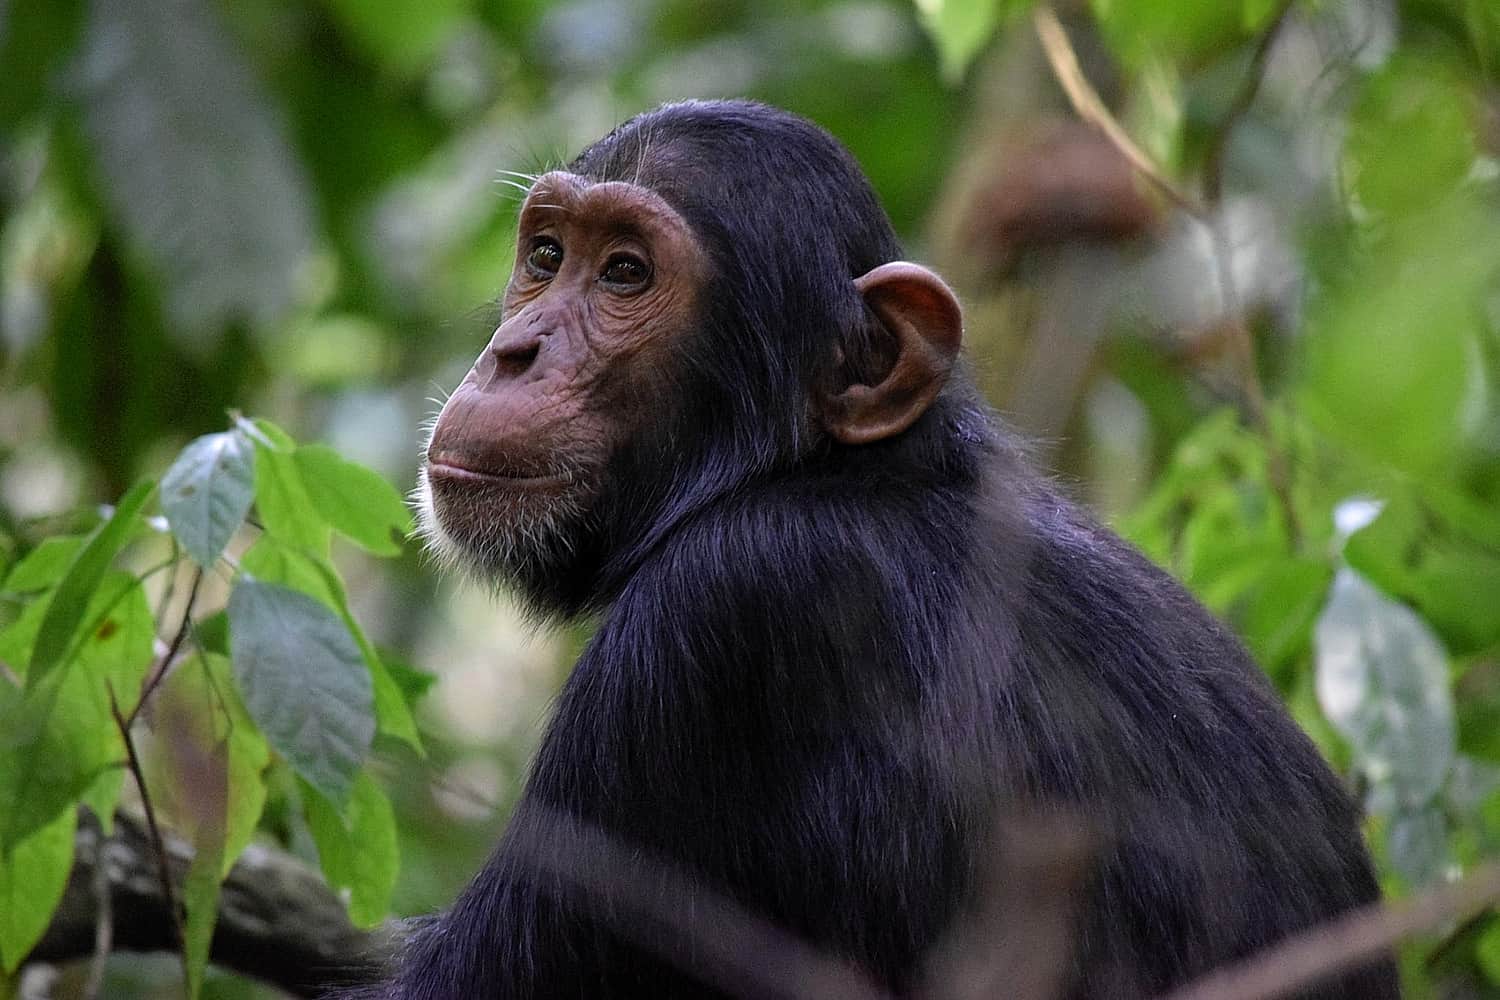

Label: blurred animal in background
[368,100,1397,999]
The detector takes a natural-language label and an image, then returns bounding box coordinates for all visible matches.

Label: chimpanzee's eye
[601,253,650,290]
[526,239,563,279]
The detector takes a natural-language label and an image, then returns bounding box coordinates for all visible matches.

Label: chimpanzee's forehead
[520,171,690,232]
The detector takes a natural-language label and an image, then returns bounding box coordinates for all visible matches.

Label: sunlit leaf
[3,536,86,594]
[1,571,153,847]
[0,807,76,974]
[76,0,317,340]
[28,479,152,688]
[301,772,399,927]
[253,440,331,557]
[293,444,412,556]
[227,580,373,803]
[161,430,255,568]
[1315,569,1456,812]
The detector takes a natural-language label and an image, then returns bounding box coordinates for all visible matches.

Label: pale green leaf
[161,430,256,568]
[1315,569,1456,813]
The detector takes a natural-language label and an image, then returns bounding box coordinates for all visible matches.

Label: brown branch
[1032,6,1205,218]
[28,811,395,997]
[107,683,185,974]
[127,566,204,730]
[1158,861,1500,1000]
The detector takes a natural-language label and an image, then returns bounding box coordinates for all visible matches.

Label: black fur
[372,101,1398,998]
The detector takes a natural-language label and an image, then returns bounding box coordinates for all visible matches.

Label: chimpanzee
[388,100,1398,999]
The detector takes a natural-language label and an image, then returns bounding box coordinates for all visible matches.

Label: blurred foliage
[1,0,1499,996]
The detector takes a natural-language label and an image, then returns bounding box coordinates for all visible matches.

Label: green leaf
[28,479,153,689]
[227,580,373,804]
[293,444,412,556]
[0,807,77,974]
[914,0,1003,83]
[151,652,271,997]
[1315,569,1456,814]
[253,440,331,557]
[1236,559,1334,677]
[161,430,256,568]
[301,772,399,928]
[1300,196,1497,475]
[76,0,317,339]
[151,653,270,877]
[1090,0,1247,69]
[182,832,222,1000]
[3,536,86,593]
[241,539,422,754]
[80,767,125,836]
[1478,921,1500,986]
[1,572,154,847]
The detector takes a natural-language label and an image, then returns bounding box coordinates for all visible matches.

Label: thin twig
[1158,861,1500,1000]
[1032,6,1205,218]
[107,682,186,979]
[126,566,203,730]
[1202,0,1297,207]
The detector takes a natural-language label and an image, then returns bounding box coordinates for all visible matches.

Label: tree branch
[27,811,397,998]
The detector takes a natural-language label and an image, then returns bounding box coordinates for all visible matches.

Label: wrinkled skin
[419,175,707,589]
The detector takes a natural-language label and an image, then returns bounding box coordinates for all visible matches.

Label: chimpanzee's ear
[820,261,963,445]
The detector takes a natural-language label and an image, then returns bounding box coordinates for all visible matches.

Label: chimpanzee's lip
[427,459,569,489]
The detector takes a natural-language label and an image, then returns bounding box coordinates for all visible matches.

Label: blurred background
[2,0,1499,995]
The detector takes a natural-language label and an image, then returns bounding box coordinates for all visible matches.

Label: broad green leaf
[242,539,422,753]
[151,652,270,997]
[293,444,412,556]
[161,430,255,568]
[0,807,76,974]
[301,772,399,928]
[76,0,316,340]
[227,580,373,803]
[1315,569,1456,814]
[3,536,86,593]
[150,653,270,878]
[253,441,331,557]
[28,479,152,689]
[1,572,154,847]
[0,591,51,675]
[913,0,1002,83]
